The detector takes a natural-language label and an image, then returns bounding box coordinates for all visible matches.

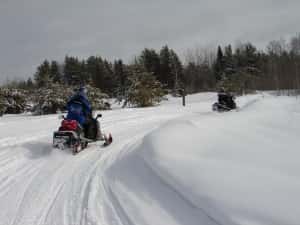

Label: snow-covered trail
[0,92,299,225]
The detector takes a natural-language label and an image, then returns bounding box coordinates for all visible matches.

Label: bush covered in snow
[31,84,73,115]
[0,83,111,116]
[0,88,29,114]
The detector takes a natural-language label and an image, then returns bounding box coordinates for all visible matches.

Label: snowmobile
[53,114,112,154]
[212,94,237,112]
[212,102,237,112]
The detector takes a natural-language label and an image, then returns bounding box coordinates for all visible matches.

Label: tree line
[2,33,300,115]
[31,45,185,96]
[212,33,300,94]
[15,34,300,95]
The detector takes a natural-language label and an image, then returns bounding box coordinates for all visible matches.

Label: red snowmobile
[53,114,112,154]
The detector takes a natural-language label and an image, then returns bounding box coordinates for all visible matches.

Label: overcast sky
[0,0,299,83]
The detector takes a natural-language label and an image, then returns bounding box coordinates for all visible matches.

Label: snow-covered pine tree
[125,68,164,107]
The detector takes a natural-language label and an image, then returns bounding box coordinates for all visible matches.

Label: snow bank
[106,95,300,225]
[104,120,226,225]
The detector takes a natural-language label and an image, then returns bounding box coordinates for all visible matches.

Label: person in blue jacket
[66,86,92,126]
[66,86,104,140]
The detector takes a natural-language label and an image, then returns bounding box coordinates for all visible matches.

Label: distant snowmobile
[212,91,237,112]
[53,114,112,154]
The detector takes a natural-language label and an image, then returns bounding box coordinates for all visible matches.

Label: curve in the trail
[102,119,238,225]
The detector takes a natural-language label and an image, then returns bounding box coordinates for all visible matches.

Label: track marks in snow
[0,133,49,149]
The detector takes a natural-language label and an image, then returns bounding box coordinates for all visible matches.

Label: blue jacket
[66,90,92,125]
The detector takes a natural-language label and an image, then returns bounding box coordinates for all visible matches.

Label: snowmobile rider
[66,86,92,127]
[66,86,101,139]
[217,88,227,106]
[217,88,236,110]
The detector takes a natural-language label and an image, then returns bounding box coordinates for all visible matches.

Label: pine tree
[114,59,129,100]
[126,69,164,107]
[159,45,172,88]
[26,78,34,89]
[50,61,62,83]
[34,60,52,87]
[139,48,161,79]
[223,43,261,94]
[214,46,225,81]
[64,56,84,85]
[102,60,115,95]
[224,44,235,76]
[86,56,105,90]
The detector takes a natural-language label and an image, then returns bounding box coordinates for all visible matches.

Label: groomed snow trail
[0,93,299,225]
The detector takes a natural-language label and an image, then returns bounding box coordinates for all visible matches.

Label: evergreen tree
[86,56,105,90]
[34,60,52,87]
[159,45,172,88]
[64,56,84,85]
[214,46,224,81]
[223,43,261,93]
[26,78,34,89]
[223,44,235,76]
[126,69,164,107]
[50,61,62,83]
[79,60,89,84]
[114,59,128,100]
[102,60,115,95]
[139,48,160,79]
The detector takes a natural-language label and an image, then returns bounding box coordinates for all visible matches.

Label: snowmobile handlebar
[95,114,102,119]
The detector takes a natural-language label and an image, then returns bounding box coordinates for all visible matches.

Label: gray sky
[0,0,299,83]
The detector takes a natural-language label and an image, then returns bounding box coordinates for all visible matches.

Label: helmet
[78,86,87,94]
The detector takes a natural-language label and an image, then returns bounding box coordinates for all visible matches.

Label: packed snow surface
[0,92,299,225]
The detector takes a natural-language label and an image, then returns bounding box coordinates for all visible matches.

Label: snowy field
[0,92,299,225]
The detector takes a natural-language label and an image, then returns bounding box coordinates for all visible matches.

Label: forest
[1,33,300,115]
